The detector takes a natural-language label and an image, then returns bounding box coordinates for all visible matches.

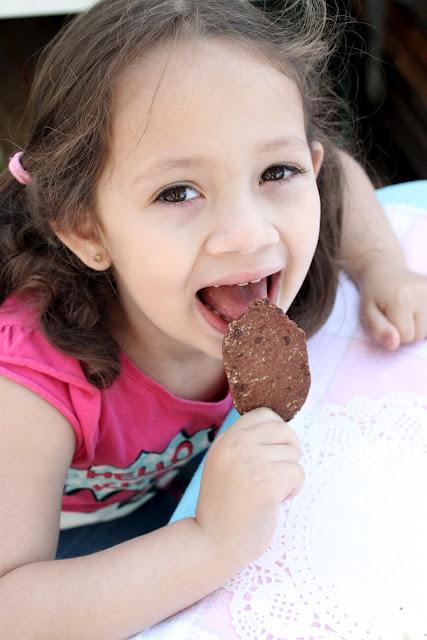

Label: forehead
[108,38,305,165]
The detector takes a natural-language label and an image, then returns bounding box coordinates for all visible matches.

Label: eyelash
[154,164,307,208]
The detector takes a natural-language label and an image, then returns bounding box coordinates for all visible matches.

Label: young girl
[0,0,426,637]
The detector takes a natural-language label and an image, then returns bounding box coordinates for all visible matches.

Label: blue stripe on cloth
[376,180,427,208]
[170,408,240,522]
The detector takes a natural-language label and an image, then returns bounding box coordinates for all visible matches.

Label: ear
[310,141,324,178]
[54,218,112,271]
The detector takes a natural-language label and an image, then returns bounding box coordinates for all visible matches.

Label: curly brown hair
[0,0,350,388]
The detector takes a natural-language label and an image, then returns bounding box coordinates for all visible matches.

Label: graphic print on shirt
[64,425,217,502]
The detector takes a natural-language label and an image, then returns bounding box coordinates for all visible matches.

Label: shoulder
[0,371,76,575]
[0,294,101,461]
[0,293,95,390]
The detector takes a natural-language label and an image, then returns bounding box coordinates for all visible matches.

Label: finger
[414,309,427,342]
[214,415,298,456]
[247,421,301,451]
[384,303,416,344]
[263,461,305,502]
[258,443,301,464]
[274,462,305,501]
[235,407,284,430]
[362,301,400,350]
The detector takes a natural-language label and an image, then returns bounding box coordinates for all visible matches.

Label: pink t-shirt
[0,295,233,527]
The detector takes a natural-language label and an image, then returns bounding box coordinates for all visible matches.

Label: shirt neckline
[120,351,232,408]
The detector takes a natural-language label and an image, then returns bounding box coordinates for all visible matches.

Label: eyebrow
[131,135,309,184]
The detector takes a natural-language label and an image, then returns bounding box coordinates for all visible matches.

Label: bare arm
[0,376,238,640]
[1,518,233,640]
[0,376,305,639]
[338,149,406,280]
[337,149,427,347]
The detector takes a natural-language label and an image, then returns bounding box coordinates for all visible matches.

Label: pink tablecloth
[134,192,427,640]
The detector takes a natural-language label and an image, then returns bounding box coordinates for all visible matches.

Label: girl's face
[92,39,323,362]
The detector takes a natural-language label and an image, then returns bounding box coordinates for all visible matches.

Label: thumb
[362,301,400,350]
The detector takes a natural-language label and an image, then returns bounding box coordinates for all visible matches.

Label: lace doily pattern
[139,393,427,640]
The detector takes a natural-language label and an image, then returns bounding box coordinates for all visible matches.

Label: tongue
[199,278,268,320]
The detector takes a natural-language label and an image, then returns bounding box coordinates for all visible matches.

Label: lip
[197,265,284,290]
[268,269,281,305]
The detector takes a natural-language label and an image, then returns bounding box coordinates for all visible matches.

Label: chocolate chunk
[222,298,310,421]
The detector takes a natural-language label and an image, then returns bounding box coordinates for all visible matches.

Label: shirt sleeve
[0,320,101,466]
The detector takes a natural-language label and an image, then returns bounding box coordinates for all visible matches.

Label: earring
[93,253,103,264]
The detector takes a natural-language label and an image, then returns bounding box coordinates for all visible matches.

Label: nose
[204,197,280,256]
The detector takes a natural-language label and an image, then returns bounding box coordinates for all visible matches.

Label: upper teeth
[214,277,263,288]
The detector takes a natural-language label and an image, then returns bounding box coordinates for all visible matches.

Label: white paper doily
[224,392,427,640]
[137,392,427,640]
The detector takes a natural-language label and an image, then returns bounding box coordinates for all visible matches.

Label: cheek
[283,188,321,251]
[105,217,197,292]
[302,185,321,236]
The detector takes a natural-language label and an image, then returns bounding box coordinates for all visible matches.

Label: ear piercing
[93,253,112,270]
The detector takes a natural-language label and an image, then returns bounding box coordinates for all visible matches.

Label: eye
[155,184,200,207]
[261,164,305,183]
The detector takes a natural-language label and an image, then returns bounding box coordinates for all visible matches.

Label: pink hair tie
[8,151,32,185]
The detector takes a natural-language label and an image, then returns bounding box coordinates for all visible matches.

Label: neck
[129,346,228,401]
[115,321,228,402]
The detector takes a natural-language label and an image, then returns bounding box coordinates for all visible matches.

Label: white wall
[0,1,97,18]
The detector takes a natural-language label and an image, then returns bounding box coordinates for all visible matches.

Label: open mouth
[195,270,281,333]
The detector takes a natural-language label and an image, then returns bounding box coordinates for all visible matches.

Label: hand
[195,407,304,569]
[358,262,427,350]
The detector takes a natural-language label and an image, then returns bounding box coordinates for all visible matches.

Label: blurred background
[0,0,426,186]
